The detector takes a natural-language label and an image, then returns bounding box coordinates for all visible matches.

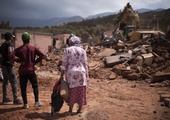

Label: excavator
[119,2,140,31]
[118,3,165,42]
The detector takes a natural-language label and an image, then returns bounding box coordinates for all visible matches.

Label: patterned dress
[61,46,88,106]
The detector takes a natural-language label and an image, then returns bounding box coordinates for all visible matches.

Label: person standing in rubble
[10,32,45,109]
[0,32,23,104]
[87,35,93,47]
[60,35,89,115]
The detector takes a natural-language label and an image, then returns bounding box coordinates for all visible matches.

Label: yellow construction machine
[119,2,140,31]
[119,3,165,42]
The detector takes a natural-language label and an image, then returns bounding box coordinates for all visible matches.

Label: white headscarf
[69,35,81,46]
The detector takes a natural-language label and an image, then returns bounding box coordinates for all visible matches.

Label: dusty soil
[0,65,170,120]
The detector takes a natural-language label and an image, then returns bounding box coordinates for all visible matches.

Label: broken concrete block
[104,55,122,67]
[151,72,170,83]
[160,94,170,102]
[104,53,131,67]
[163,98,170,108]
[115,42,125,50]
[98,48,116,57]
[137,53,154,66]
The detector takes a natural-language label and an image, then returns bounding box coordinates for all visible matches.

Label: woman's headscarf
[69,35,81,46]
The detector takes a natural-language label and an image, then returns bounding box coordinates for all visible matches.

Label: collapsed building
[83,28,170,107]
[0,29,70,54]
[1,18,170,108]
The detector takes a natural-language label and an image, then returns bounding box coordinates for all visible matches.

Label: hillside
[0,16,84,27]
[139,8,170,31]
[36,8,170,43]
[0,8,167,28]
[1,8,170,44]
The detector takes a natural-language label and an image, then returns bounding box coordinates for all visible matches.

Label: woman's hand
[60,70,65,80]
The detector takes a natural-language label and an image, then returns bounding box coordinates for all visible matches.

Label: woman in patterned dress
[60,35,89,115]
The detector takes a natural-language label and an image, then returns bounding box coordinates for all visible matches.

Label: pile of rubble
[86,36,170,108]
[87,36,170,86]
[23,37,170,107]
[26,36,170,87]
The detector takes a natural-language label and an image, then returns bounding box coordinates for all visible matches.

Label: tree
[0,20,5,28]
[0,20,11,29]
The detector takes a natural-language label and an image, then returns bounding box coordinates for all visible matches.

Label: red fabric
[53,80,61,96]
[10,44,44,75]
[68,86,87,106]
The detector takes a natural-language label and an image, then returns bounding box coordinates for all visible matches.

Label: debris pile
[13,36,170,107]
[87,36,170,107]
[87,36,170,86]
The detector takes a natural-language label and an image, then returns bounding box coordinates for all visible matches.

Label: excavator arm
[119,3,140,30]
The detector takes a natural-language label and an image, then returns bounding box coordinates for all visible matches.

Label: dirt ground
[0,63,170,120]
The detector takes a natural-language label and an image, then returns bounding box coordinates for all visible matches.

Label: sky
[0,0,169,19]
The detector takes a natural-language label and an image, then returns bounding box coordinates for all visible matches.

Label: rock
[121,70,133,78]
[152,63,158,68]
[163,98,170,108]
[109,72,117,80]
[127,73,140,80]
[40,59,47,66]
[160,94,170,102]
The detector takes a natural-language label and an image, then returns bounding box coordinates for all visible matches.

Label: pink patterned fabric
[68,86,87,106]
[69,35,81,46]
[61,46,89,88]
